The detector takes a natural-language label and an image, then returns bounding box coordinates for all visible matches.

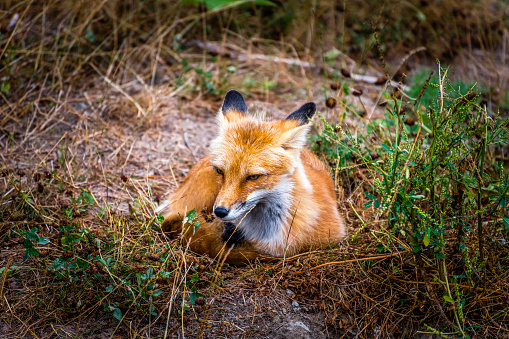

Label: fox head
[209,90,316,231]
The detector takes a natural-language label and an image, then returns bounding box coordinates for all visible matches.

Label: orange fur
[157,91,346,264]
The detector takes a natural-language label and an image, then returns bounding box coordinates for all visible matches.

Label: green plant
[318,63,508,336]
[19,227,50,260]
[408,68,509,114]
[183,209,201,236]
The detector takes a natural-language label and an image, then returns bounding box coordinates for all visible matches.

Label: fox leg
[182,216,274,266]
[157,156,217,233]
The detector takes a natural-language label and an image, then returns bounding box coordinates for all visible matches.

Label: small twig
[289,250,409,275]
[389,276,509,296]
[168,162,179,189]
[183,132,198,162]
[390,46,427,79]
[0,258,12,308]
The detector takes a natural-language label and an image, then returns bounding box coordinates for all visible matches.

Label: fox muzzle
[213,206,229,218]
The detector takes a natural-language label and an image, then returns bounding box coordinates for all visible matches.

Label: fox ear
[280,124,310,150]
[221,90,247,114]
[285,102,316,125]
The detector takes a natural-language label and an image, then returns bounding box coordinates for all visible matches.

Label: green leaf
[152,289,163,297]
[38,237,50,245]
[465,187,476,200]
[416,10,426,22]
[194,0,275,10]
[52,258,62,269]
[324,47,340,61]
[408,194,424,199]
[190,292,205,305]
[1,82,10,94]
[80,191,95,205]
[423,228,431,247]
[381,143,392,152]
[28,248,39,257]
[503,216,509,230]
[113,308,122,321]
[444,295,454,303]
[105,285,114,293]
[23,238,33,250]
[364,191,376,200]
[86,28,96,42]
[77,258,89,269]
[185,209,198,223]
[253,0,276,6]
[190,272,199,283]
[342,82,350,95]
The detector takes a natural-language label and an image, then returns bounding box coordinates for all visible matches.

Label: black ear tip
[222,89,247,113]
[285,102,316,124]
[303,102,317,117]
[225,89,243,99]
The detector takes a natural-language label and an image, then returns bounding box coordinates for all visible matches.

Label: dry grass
[1,1,508,338]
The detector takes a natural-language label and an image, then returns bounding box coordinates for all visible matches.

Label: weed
[408,68,509,114]
[18,227,50,260]
[318,62,508,336]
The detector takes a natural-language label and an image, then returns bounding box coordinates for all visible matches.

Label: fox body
[157,90,346,263]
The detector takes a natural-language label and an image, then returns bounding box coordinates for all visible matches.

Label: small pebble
[286,288,296,298]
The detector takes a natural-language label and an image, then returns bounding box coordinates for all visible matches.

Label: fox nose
[214,207,229,218]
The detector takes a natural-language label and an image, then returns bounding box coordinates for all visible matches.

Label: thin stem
[478,137,486,265]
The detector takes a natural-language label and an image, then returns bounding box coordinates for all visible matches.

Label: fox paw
[222,222,245,246]
[161,214,183,235]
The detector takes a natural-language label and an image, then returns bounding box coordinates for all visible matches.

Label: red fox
[156,90,346,264]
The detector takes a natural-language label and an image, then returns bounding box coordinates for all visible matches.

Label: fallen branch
[189,40,405,89]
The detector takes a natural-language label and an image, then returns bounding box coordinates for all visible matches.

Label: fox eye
[246,174,261,181]
[214,167,224,176]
